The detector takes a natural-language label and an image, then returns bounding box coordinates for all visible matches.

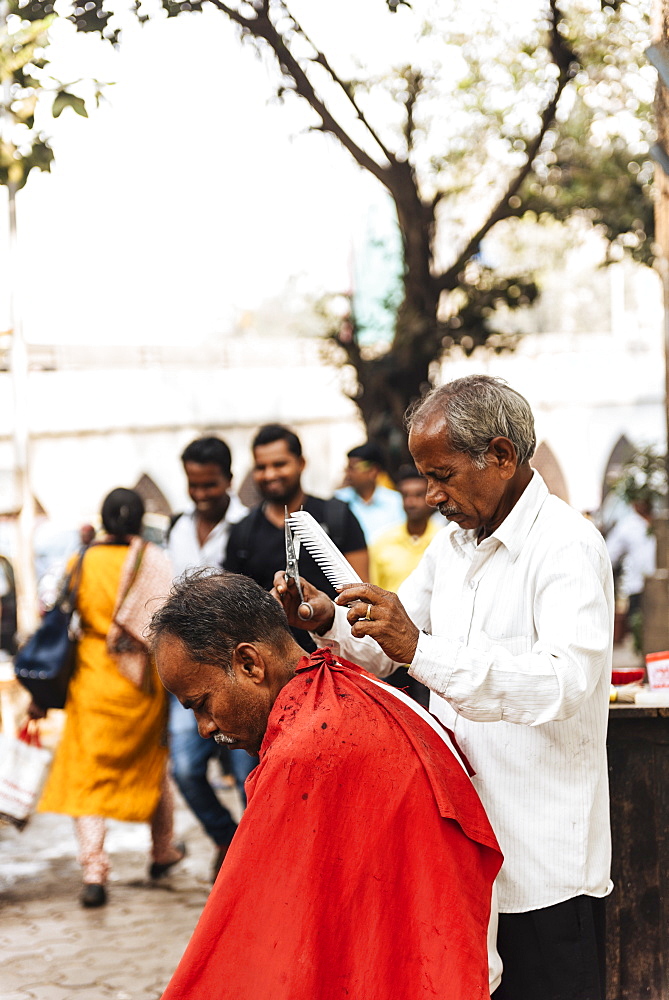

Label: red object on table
[612,667,645,686]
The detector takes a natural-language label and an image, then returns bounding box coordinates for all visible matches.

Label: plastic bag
[0,720,52,830]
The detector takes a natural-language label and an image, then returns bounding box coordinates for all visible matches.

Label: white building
[1,252,665,556]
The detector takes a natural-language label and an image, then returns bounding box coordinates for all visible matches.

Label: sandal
[149,841,187,879]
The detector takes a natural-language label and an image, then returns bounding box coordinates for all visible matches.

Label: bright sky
[0,0,547,347]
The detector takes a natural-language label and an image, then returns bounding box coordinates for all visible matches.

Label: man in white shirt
[605,498,656,637]
[168,436,251,880]
[274,375,614,1000]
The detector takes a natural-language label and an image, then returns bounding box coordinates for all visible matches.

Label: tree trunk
[342,163,441,476]
[654,0,669,486]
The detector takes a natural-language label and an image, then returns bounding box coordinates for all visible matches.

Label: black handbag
[14,549,87,710]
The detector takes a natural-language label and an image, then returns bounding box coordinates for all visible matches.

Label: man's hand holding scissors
[283,508,316,622]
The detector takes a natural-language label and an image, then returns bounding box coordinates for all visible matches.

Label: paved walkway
[0,783,242,1000]
[0,637,646,1000]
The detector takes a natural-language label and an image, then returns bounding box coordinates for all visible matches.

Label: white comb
[288,510,362,588]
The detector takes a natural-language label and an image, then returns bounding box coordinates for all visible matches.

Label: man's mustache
[438,504,462,518]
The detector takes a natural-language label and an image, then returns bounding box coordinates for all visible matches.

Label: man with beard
[224,424,367,649]
[167,436,251,881]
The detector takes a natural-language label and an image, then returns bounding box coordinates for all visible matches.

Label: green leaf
[68,95,88,117]
[52,91,88,118]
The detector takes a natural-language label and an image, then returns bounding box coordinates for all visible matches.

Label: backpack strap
[58,545,88,613]
[227,506,265,570]
[322,497,349,552]
[166,511,183,540]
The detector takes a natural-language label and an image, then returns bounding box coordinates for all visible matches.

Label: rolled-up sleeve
[409,538,613,725]
[315,506,613,726]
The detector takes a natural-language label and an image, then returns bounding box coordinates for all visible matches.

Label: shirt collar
[447,470,549,562]
[185,492,246,527]
[352,487,386,508]
[492,470,548,560]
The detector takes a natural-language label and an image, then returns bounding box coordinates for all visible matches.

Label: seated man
[150,571,502,1000]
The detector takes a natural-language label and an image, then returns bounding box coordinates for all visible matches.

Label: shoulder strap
[167,511,183,539]
[115,540,148,612]
[323,498,348,552]
[58,545,88,612]
[0,554,14,588]
[230,506,264,567]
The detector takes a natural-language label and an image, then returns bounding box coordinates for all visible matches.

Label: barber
[275,374,614,1000]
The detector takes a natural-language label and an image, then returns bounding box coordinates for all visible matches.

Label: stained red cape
[162,649,502,1000]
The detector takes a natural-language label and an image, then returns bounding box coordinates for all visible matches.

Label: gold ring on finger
[365,604,373,621]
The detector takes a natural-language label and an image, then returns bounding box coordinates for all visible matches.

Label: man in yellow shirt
[369,465,441,706]
[369,465,441,591]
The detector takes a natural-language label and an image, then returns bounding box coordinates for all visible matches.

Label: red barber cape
[162,649,502,1000]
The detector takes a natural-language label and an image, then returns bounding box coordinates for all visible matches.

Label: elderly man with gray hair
[275,374,614,1000]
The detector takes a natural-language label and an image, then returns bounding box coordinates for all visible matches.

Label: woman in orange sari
[36,488,184,907]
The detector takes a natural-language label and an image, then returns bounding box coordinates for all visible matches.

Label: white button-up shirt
[316,472,614,913]
[605,507,656,597]
[168,494,247,577]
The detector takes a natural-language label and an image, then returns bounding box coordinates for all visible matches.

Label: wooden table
[607,704,669,999]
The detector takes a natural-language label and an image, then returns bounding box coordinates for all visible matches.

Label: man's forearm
[409,631,610,725]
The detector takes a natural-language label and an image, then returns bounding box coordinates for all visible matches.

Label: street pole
[7,179,38,637]
[655,2,669,472]
[1,0,38,636]
[648,0,669,471]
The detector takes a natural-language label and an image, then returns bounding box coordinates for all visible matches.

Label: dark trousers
[493,895,607,1000]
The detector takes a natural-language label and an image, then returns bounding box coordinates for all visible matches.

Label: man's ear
[488,437,518,478]
[231,643,267,685]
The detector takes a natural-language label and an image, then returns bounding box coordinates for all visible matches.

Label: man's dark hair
[395,464,424,484]
[149,570,293,676]
[181,437,232,478]
[346,442,385,468]
[252,424,302,458]
[101,488,144,539]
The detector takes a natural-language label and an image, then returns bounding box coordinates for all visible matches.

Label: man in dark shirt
[225,424,367,649]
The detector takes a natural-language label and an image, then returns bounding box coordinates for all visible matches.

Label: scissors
[284,507,314,620]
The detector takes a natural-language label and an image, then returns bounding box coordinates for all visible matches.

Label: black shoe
[149,841,187,879]
[80,883,107,908]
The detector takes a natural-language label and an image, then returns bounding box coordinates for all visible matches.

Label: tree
[28,0,655,468]
[1,2,102,189]
[1,2,102,632]
[612,444,667,507]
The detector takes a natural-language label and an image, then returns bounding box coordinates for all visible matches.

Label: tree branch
[208,0,392,186]
[402,68,422,154]
[275,0,398,166]
[206,0,256,30]
[435,0,575,292]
